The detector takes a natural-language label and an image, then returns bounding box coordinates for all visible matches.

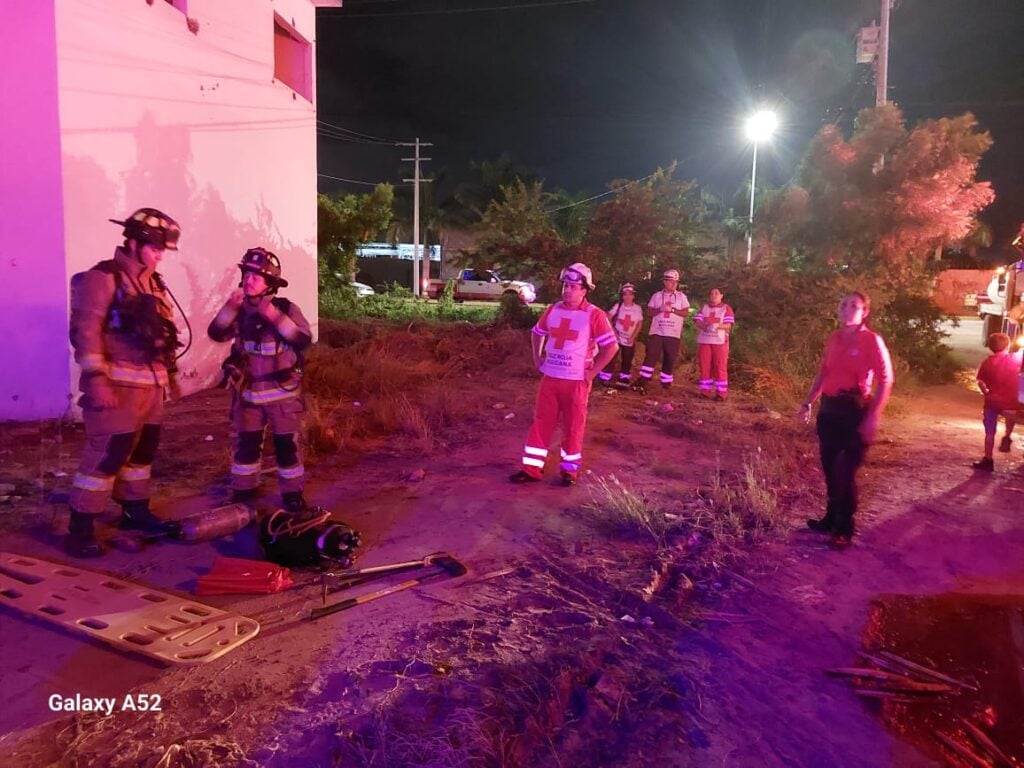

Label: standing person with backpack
[597,282,644,388]
[208,249,313,513]
[66,208,186,557]
[633,268,690,394]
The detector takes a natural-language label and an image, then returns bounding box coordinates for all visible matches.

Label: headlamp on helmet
[110,208,181,250]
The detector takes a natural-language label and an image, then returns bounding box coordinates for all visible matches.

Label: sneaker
[715,392,728,402]
[64,512,104,558]
[699,390,714,399]
[661,383,672,391]
[972,457,994,472]
[998,436,1012,453]
[282,491,308,514]
[631,381,647,395]
[510,470,541,484]
[118,501,173,536]
[560,472,577,487]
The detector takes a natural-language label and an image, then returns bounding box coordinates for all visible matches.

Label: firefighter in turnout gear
[510,263,618,486]
[66,208,185,557]
[208,248,313,512]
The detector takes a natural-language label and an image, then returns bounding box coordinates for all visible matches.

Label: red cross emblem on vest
[549,317,580,349]
[618,313,636,333]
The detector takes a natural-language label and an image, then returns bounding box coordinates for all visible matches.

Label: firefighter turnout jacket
[208,297,312,404]
[70,247,179,397]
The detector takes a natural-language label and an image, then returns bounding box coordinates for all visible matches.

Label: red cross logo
[618,313,636,333]
[549,317,579,349]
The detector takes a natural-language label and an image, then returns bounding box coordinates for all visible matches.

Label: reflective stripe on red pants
[520,376,592,478]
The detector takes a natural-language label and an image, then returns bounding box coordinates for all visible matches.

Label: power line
[318,173,399,187]
[544,173,657,214]
[317,119,401,145]
[320,0,596,20]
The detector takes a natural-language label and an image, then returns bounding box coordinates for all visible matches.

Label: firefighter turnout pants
[697,341,730,397]
[70,385,164,515]
[638,335,681,387]
[231,396,305,494]
[520,376,592,480]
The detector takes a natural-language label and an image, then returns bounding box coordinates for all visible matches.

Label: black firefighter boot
[64,511,104,558]
[118,499,173,536]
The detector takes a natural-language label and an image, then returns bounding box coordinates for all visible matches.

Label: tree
[762,105,994,272]
[452,154,539,224]
[581,165,700,304]
[317,185,394,284]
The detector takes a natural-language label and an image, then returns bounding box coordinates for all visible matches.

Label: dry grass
[583,474,675,547]
[299,321,536,457]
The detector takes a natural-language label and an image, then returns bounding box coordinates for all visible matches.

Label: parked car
[426,269,536,304]
[350,281,375,298]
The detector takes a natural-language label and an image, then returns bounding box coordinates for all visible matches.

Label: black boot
[282,491,307,514]
[64,511,103,558]
[118,500,173,535]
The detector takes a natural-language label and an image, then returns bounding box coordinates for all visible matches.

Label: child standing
[598,282,644,388]
[972,332,1021,472]
[693,288,735,400]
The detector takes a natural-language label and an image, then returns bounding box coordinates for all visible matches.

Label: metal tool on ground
[309,554,467,621]
[109,503,255,552]
[316,551,456,604]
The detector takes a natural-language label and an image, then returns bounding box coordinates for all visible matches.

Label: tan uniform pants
[230,395,305,494]
[70,385,164,515]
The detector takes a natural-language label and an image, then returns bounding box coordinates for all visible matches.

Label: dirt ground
[0,321,1021,768]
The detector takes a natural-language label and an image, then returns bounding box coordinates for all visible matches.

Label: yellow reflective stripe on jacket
[107,363,169,387]
[277,464,304,480]
[242,341,280,356]
[241,387,299,405]
[79,353,108,373]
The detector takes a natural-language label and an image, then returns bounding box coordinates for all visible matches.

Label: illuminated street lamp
[744,109,778,264]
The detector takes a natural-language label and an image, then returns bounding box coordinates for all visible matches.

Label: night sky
[316,0,1023,248]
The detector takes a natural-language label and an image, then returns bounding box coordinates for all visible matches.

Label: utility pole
[876,0,891,107]
[399,138,432,297]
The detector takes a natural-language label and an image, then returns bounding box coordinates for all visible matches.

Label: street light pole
[746,140,758,265]
[744,109,777,265]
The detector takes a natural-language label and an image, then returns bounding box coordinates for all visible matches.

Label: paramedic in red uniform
[66,208,184,557]
[799,292,893,550]
[511,263,619,486]
[693,288,735,400]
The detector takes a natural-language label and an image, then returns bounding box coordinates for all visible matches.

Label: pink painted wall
[0,0,325,420]
[0,4,72,419]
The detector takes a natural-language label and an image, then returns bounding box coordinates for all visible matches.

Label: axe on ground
[309,554,467,621]
[314,551,458,603]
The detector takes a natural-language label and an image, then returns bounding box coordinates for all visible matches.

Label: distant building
[356,242,442,261]
[0,0,338,420]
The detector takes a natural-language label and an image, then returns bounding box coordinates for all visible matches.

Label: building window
[273,14,312,102]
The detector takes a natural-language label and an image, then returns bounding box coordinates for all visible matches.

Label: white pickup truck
[428,269,537,304]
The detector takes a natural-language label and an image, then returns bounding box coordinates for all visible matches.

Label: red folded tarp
[196,556,294,595]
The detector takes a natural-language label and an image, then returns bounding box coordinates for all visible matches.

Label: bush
[494,293,537,329]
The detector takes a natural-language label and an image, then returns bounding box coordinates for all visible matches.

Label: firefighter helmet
[662,268,680,281]
[109,208,181,250]
[559,262,595,290]
[238,247,288,288]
